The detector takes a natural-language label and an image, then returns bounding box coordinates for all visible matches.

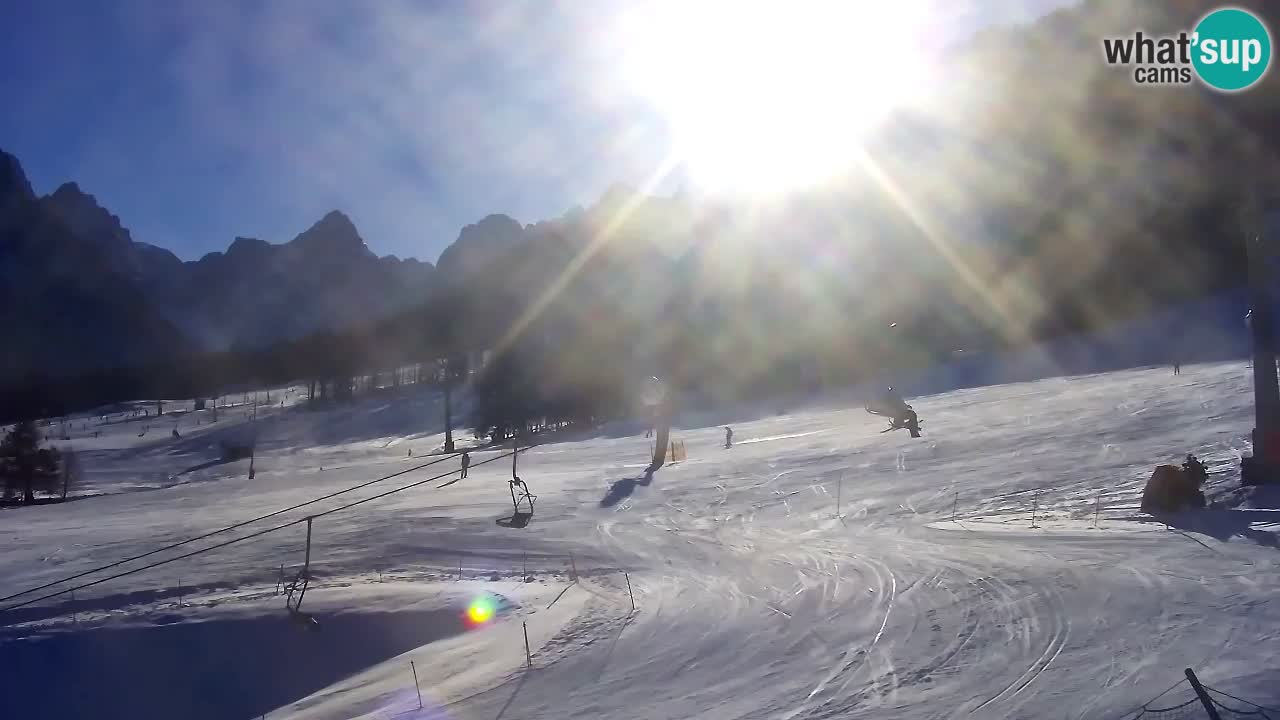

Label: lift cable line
[0,452,457,606]
[0,449,525,615]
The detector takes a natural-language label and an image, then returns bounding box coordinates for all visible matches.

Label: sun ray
[490,152,684,361]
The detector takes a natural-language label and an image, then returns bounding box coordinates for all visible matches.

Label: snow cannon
[865,392,923,438]
[1140,463,1205,514]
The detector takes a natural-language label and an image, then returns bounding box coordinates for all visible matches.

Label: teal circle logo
[1192,7,1272,92]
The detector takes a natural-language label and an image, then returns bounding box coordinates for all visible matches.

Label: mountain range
[3,0,1279,395]
[0,152,446,382]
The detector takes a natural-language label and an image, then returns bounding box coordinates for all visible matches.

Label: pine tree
[0,421,61,503]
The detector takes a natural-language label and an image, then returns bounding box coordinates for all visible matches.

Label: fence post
[1185,668,1223,720]
[458,557,463,581]
[624,572,635,612]
[1093,494,1101,529]
[410,660,423,709]
[1030,491,1040,529]
[71,589,77,624]
[835,475,842,518]
[178,576,183,607]
[569,552,578,583]
[952,491,958,523]
[523,621,532,667]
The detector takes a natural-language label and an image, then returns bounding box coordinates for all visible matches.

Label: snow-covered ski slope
[3,361,1279,720]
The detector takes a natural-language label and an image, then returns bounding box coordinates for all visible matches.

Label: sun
[618,0,933,195]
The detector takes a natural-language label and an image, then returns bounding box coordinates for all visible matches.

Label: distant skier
[407,448,412,457]
[171,427,180,439]
[1172,358,1181,376]
[461,451,471,479]
[724,426,734,448]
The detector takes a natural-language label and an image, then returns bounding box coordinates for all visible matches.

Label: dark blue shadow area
[0,607,467,720]
[599,473,652,508]
[1161,508,1280,549]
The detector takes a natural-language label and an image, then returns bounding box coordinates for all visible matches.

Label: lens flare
[465,594,498,626]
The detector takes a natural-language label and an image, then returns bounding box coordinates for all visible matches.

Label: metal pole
[523,622,532,667]
[1245,218,1280,484]
[835,475,842,518]
[303,518,313,570]
[952,491,958,523]
[569,552,578,582]
[1093,495,1101,529]
[625,572,635,612]
[296,517,313,610]
[178,576,183,607]
[1030,491,1039,529]
[411,661,423,709]
[249,398,258,480]
[1185,668,1223,720]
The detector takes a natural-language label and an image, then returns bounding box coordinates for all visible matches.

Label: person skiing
[461,451,471,479]
[724,426,734,448]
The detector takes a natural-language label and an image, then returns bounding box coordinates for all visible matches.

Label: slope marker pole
[410,660,423,709]
[523,622,532,667]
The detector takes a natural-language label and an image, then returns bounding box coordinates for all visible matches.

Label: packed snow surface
[2,362,1279,719]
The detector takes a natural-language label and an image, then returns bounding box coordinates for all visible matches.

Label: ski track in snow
[3,362,1280,720]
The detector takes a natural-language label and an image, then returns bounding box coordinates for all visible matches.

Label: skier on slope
[724,426,734,448]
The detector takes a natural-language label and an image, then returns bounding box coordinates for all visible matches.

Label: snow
[3,361,1280,719]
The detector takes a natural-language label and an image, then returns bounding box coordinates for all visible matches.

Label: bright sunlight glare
[619,0,933,195]
[466,594,498,626]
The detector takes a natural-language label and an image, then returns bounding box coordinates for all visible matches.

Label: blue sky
[0,1,1073,263]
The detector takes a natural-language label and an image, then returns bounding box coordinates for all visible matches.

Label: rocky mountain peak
[0,149,36,214]
[43,181,135,248]
[288,210,372,258]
